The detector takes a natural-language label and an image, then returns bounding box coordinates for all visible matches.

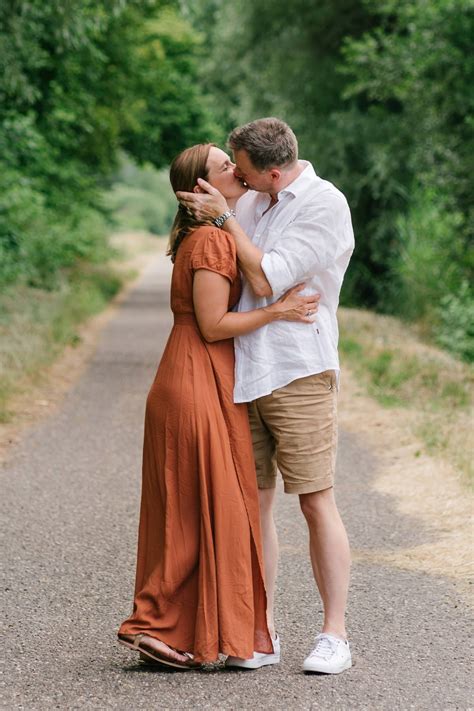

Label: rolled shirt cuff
[261,253,293,296]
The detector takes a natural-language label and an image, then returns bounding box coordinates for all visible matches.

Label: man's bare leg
[299,487,350,639]
[258,486,279,639]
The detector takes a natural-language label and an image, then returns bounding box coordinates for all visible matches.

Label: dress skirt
[119,226,272,662]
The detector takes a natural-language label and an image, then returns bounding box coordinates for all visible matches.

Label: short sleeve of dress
[190,227,237,283]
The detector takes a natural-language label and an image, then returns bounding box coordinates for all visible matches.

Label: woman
[118,144,319,669]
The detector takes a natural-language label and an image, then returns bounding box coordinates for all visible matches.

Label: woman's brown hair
[168,143,214,262]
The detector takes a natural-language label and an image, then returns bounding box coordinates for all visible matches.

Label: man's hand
[176,178,229,222]
[179,178,272,297]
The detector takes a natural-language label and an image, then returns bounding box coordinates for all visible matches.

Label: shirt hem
[234,366,341,404]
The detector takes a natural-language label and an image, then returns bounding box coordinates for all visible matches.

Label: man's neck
[269,161,305,201]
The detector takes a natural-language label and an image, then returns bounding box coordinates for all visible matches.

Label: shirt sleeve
[190,227,237,284]
[260,192,354,295]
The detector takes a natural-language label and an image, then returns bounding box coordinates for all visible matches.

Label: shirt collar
[245,160,318,221]
[278,160,317,198]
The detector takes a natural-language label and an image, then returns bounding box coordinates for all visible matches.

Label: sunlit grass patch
[339,337,363,358]
[339,308,473,485]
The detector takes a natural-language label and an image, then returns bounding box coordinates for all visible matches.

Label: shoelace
[310,635,337,660]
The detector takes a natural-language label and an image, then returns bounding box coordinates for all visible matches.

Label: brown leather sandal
[118,633,198,670]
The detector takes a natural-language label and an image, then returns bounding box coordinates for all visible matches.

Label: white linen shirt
[233,160,354,403]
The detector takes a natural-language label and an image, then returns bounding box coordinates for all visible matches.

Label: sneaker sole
[226,655,280,670]
[303,658,352,674]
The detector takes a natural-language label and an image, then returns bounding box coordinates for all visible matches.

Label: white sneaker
[303,633,352,674]
[225,634,280,669]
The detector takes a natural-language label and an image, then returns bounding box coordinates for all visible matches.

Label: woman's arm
[177,180,271,297]
[193,269,319,343]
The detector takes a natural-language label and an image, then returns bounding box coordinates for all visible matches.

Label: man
[177,118,354,674]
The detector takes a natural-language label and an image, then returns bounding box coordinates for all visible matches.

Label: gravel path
[2,255,472,710]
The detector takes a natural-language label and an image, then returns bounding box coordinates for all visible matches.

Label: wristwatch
[213,209,236,228]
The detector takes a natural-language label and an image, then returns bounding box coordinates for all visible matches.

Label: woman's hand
[266,283,320,323]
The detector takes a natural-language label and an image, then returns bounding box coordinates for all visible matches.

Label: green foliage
[340,0,473,298]
[105,156,176,235]
[437,282,474,362]
[189,0,474,361]
[393,188,466,321]
[120,7,220,165]
[0,162,111,289]
[0,0,216,291]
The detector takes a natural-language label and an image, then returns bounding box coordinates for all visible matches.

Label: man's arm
[176,179,273,297]
[259,195,354,297]
[222,216,272,297]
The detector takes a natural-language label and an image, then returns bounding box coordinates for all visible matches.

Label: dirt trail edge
[2,253,472,710]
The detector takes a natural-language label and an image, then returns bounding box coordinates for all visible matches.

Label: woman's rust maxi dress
[119,226,272,663]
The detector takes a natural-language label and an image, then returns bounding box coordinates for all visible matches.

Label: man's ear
[270,169,281,182]
[193,185,205,194]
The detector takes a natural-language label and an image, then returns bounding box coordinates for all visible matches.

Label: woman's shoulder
[191,224,231,239]
[189,225,235,253]
[188,225,237,281]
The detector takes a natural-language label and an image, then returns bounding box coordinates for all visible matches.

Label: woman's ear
[193,185,205,194]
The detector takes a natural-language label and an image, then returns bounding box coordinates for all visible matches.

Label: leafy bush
[389,188,473,361]
[0,162,111,289]
[393,189,464,316]
[0,1,216,291]
[437,282,474,362]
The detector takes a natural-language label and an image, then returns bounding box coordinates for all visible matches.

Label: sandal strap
[131,634,196,664]
[132,633,145,649]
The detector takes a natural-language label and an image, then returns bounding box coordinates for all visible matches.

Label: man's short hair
[228,117,298,171]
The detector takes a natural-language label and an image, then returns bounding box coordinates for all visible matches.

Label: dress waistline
[173,313,199,327]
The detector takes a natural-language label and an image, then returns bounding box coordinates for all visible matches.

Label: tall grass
[0,267,123,422]
[338,308,473,486]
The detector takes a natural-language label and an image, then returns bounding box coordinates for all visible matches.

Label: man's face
[233,149,277,193]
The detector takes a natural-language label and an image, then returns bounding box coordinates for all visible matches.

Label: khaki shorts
[247,371,338,495]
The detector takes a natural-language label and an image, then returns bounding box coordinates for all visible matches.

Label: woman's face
[204,147,247,200]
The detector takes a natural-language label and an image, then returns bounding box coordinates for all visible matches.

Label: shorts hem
[257,479,277,490]
[283,480,334,495]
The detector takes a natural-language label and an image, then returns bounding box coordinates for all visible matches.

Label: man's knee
[299,486,335,520]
